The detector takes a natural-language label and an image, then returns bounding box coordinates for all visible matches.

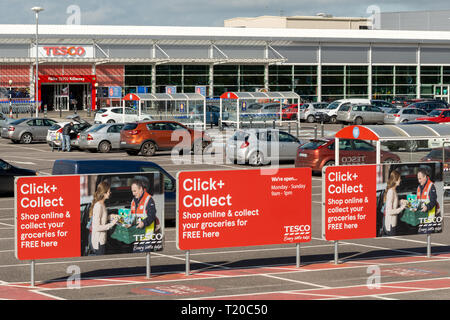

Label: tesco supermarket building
[1,24,450,110]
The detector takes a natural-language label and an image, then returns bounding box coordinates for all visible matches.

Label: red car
[280,104,300,120]
[294,138,401,174]
[120,120,212,156]
[416,109,450,123]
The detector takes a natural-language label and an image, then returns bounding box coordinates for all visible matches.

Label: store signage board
[177,168,312,250]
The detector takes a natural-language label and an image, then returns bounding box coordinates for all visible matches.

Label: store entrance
[40,83,91,111]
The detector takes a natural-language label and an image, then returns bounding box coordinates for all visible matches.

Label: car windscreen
[86,124,107,132]
[299,140,328,150]
[96,109,108,114]
[122,123,138,130]
[428,110,441,117]
[49,124,62,131]
[326,101,340,110]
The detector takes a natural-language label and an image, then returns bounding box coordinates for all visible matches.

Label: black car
[407,101,448,113]
[0,159,36,195]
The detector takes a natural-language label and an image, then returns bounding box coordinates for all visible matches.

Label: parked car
[416,109,450,123]
[299,102,329,123]
[294,138,400,174]
[0,159,36,195]
[316,99,370,124]
[0,112,14,128]
[1,117,58,144]
[51,159,176,221]
[189,104,229,125]
[46,115,91,150]
[226,129,304,166]
[383,107,428,124]
[371,100,396,112]
[407,101,448,113]
[94,107,153,124]
[78,123,124,153]
[336,104,385,125]
[120,120,212,156]
[280,104,300,120]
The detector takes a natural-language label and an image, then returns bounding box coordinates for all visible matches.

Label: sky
[4,0,450,27]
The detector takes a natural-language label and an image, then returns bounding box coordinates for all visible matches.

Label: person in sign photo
[382,170,407,236]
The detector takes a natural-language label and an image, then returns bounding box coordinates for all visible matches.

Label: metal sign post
[185,250,190,276]
[427,234,432,258]
[146,252,151,279]
[30,260,35,287]
[334,241,339,264]
[296,243,301,267]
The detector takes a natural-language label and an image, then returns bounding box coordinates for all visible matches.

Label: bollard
[44,105,47,118]
[272,120,275,129]
[321,122,324,137]
[314,125,317,139]
[288,122,291,134]
[296,121,299,137]
[59,106,62,119]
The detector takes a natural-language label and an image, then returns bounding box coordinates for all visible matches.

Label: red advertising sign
[177,168,312,250]
[15,176,81,260]
[323,165,377,240]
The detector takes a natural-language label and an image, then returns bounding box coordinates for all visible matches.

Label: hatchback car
[294,138,400,174]
[336,104,385,125]
[78,123,124,153]
[46,117,92,150]
[226,129,303,166]
[280,104,300,120]
[317,99,370,124]
[1,117,58,144]
[383,107,428,124]
[0,159,36,194]
[416,109,450,123]
[120,120,212,156]
[299,102,329,123]
[94,107,153,124]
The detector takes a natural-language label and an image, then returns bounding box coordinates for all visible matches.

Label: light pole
[8,80,13,118]
[31,6,44,118]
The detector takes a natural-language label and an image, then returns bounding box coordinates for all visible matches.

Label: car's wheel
[406,140,418,152]
[107,119,115,124]
[20,132,33,144]
[354,117,363,125]
[401,119,408,123]
[307,115,315,123]
[126,150,139,156]
[384,158,398,163]
[330,116,337,124]
[98,140,112,153]
[11,139,19,144]
[324,160,335,168]
[248,151,265,166]
[141,141,156,156]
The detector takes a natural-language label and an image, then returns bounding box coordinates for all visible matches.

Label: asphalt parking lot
[0,113,449,304]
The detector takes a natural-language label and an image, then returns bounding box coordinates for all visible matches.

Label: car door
[0,160,15,193]
[414,108,428,120]
[125,108,138,122]
[278,131,300,160]
[441,110,450,122]
[371,106,385,123]
[107,124,124,149]
[32,118,48,141]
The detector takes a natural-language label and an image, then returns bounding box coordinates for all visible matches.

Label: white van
[321,99,370,123]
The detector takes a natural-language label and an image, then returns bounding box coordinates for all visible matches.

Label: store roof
[220,91,300,100]
[336,124,450,141]
[124,93,205,101]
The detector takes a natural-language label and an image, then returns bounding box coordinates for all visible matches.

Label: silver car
[300,102,329,123]
[336,104,385,125]
[1,117,58,143]
[0,112,14,129]
[78,123,125,153]
[226,129,303,166]
[384,107,428,124]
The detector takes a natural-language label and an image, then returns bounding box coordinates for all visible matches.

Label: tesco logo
[43,46,86,57]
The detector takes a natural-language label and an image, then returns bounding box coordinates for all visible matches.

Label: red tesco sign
[43,46,86,57]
